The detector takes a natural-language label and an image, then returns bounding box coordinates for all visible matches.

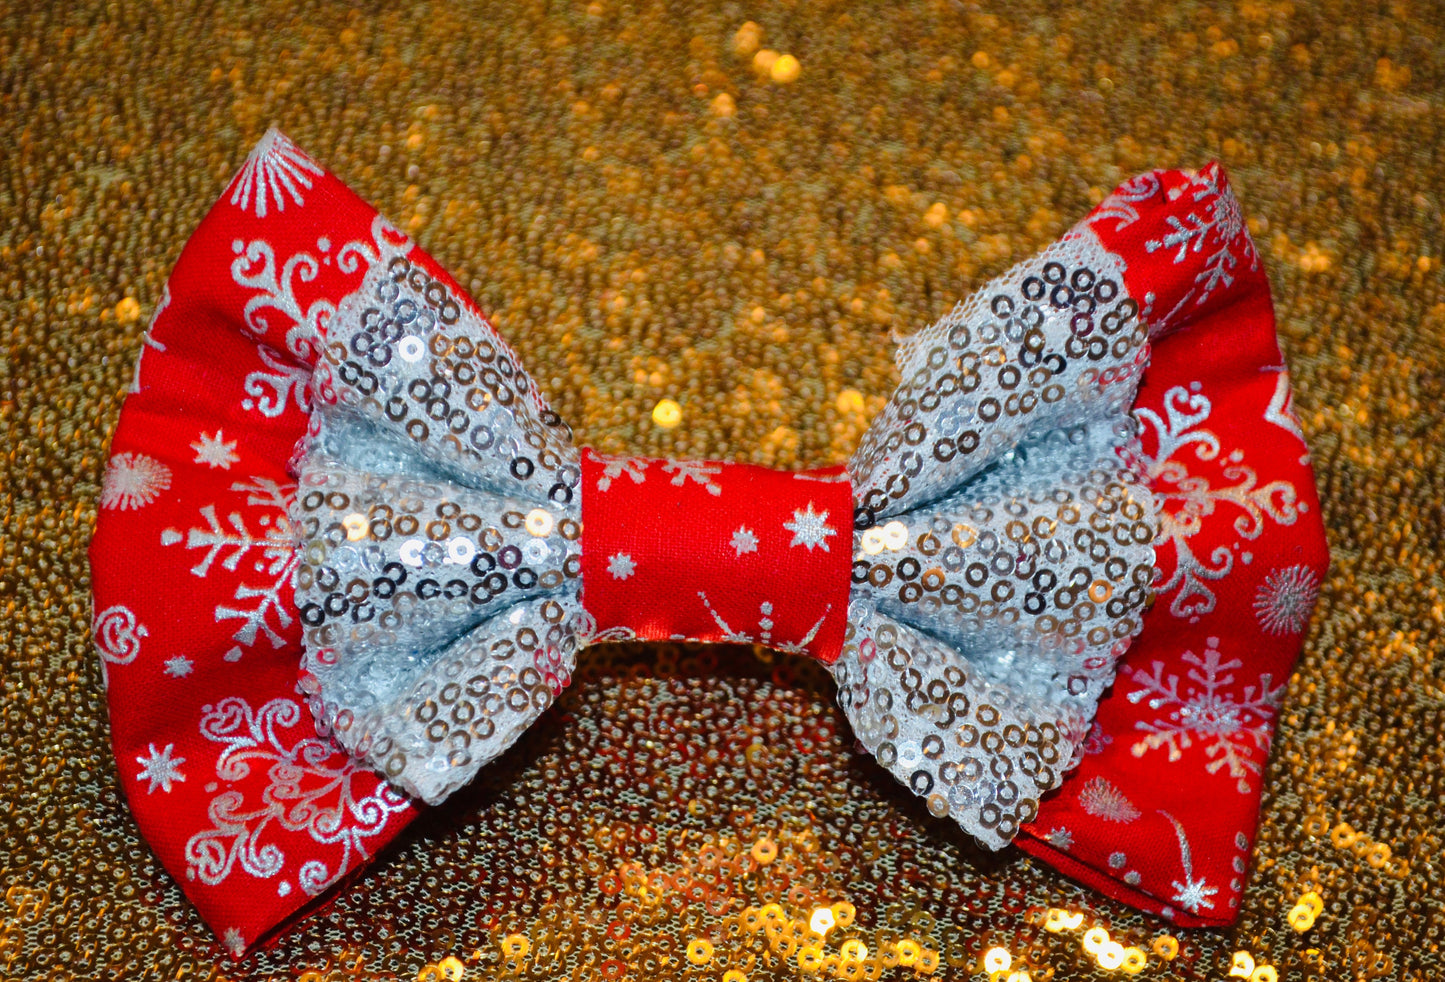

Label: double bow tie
[90,130,1328,956]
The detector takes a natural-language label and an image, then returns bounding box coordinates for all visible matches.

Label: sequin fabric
[3,0,1440,979]
[292,213,1154,843]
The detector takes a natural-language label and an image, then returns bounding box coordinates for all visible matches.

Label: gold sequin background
[2,1,1440,979]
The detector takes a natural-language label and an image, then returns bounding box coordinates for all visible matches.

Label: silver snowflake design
[1076,776,1140,823]
[184,697,409,896]
[1135,384,1302,622]
[1045,826,1074,851]
[192,430,240,470]
[228,129,323,218]
[595,455,648,491]
[1143,167,1259,328]
[662,459,723,496]
[607,552,636,580]
[1172,875,1218,913]
[161,477,297,651]
[100,452,172,510]
[731,526,759,556]
[221,927,246,957]
[135,743,186,794]
[1253,564,1319,636]
[1126,637,1286,793]
[783,502,836,552]
[698,593,832,655]
[163,655,194,678]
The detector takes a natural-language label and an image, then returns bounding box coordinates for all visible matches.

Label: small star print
[731,526,759,556]
[135,743,186,794]
[783,502,836,552]
[163,655,193,678]
[192,430,240,470]
[607,552,636,580]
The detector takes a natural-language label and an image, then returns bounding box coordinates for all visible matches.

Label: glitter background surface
[2,1,1441,979]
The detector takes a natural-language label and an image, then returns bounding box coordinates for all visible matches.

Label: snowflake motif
[163,655,194,678]
[92,604,146,684]
[594,455,649,491]
[1126,637,1286,794]
[192,430,240,470]
[161,477,297,651]
[1143,167,1259,330]
[228,129,324,219]
[1254,564,1320,636]
[607,553,636,580]
[100,452,172,510]
[698,593,832,655]
[1076,776,1140,823]
[221,927,246,957]
[730,526,759,556]
[1045,827,1074,851]
[135,743,186,793]
[1135,384,1302,621]
[661,459,723,496]
[783,502,836,552]
[184,697,409,895]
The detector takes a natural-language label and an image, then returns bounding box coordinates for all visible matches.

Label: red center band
[579,449,855,664]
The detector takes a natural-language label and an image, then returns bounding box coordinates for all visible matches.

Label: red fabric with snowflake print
[1016,164,1330,926]
[579,449,854,662]
[89,132,421,958]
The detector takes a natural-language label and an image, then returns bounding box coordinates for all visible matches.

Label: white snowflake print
[730,526,759,556]
[783,502,837,552]
[1044,826,1074,851]
[192,430,240,470]
[661,459,723,496]
[1160,811,1218,914]
[1126,637,1286,794]
[228,129,324,218]
[184,697,409,895]
[1135,383,1302,621]
[698,593,832,655]
[1143,167,1259,329]
[163,655,194,678]
[221,927,246,958]
[100,452,172,510]
[92,604,146,684]
[161,477,297,651]
[1254,564,1319,636]
[595,455,649,491]
[1076,776,1140,823]
[135,743,186,793]
[607,553,636,580]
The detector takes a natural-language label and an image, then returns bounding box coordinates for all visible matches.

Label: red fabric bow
[90,131,1327,955]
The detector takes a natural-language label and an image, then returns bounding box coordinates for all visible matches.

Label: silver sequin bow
[291,223,1156,850]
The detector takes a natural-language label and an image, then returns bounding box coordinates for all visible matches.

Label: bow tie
[90,130,1328,956]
